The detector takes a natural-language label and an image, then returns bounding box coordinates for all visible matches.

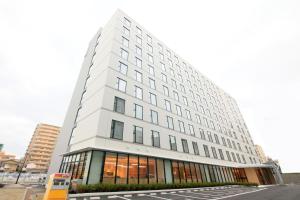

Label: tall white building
[48,10,277,185]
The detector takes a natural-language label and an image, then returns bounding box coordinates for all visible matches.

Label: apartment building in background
[255,144,268,163]
[49,10,280,185]
[24,123,60,172]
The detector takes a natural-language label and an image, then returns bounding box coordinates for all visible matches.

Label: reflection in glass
[102,153,117,184]
[148,158,157,183]
[157,159,165,183]
[116,154,128,184]
[172,161,180,183]
[139,157,148,184]
[184,162,192,183]
[128,155,138,184]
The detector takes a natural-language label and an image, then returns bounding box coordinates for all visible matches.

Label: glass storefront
[60,150,252,185]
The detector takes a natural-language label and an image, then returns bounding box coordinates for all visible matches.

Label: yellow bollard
[43,173,70,200]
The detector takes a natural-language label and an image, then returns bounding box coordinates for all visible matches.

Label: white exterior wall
[51,9,262,175]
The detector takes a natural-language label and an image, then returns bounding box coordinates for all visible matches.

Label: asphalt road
[70,185,300,200]
[227,184,300,200]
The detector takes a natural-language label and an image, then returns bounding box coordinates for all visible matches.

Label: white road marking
[144,194,172,200]
[211,188,266,200]
[107,195,131,200]
[150,193,157,195]
[124,194,132,197]
[137,194,146,196]
[169,193,207,199]
[90,197,101,200]
[160,192,168,195]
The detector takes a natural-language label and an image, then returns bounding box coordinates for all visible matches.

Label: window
[135,70,142,83]
[116,78,126,92]
[207,131,213,142]
[218,149,225,160]
[149,78,156,89]
[121,48,128,60]
[147,44,153,53]
[211,147,218,159]
[148,54,154,64]
[136,35,142,45]
[222,137,227,146]
[195,114,201,124]
[123,26,130,36]
[176,105,182,116]
[169,135,177,151]
[161,63,166,71]
[136,46,142,55]
[165,100,171,112]
[128,155,138,184]
[124,17,131,26]
[136,26,142,35]
[158,43,163,51]
[183,96,188,106]
[189,124,195,136]
[102,152,117,183]
[149,93,157,106]
[166,49,171,57]
[118,62,128,75]
[150,110,158,124]
[203,145,210,157]
[149,65,155,76]
[163,85,169,96]
[147,34,152,43]
[181,139,189,153]
[134,104,143,119]
[159,52,164,60]
[226,151,231,161]
[173,91,179,101]
[133,126,143,144]
[231,152,237,162]
[135,57,142,68]
[114,97,125,114]
[167,116,174,129]
[111,120,124,140]
[170,68,175,76]
[122,37,129,47]
[134,86,143,99]
[151,131,160,147]
[186,110,191,120]
[214,134,220,144]
[192,142,199,155]
[169,78,175,88]
[178,120,185,133]
[116,154,128,184]
[168,59,173,67]
[162,73,167,83]
[199,128,206,140]
[180,84,186,93]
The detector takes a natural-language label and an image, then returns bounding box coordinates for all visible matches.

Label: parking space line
[169,193,207,199]
[212,188,266,200]
[144,194,172,200]
[107,195,131,200]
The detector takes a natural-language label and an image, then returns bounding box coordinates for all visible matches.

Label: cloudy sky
[0,0,299,172]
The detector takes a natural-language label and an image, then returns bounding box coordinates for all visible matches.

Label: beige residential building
[24,123,60,172]
[255,144,268,163]
[0,151,16,161]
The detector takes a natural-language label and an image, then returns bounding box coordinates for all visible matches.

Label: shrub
[74,182,258,194]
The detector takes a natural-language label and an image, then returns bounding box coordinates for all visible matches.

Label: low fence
[282,173,300,184]
[0,172,47,184]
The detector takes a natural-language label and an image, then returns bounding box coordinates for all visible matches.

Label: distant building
[0,159,18,173]
[24,123,60,173]
[255,145,268,163]
[0,151,16,161]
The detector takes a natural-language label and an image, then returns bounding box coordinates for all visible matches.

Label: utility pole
[15,153,28,184]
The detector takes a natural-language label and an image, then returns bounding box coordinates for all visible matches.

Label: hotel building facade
[48,10,278,185]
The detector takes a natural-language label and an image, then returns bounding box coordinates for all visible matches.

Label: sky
[0,0,299,173]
